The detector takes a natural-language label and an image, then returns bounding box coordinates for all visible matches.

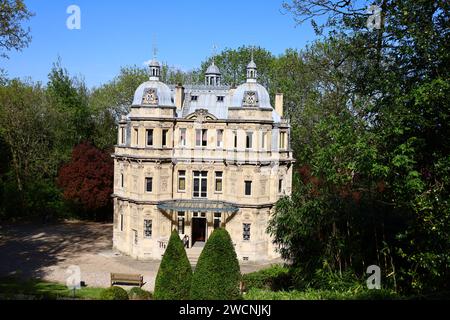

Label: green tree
[89,66,148,149]
[190,228,241,300]
[0,0,34,58]
[271,0,450,295]
[47,59,91,154]
[154,230,192,300]
[199,46,275,87]
[0,79,64,218]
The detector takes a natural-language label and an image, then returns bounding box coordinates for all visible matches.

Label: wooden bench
[110,273,144,287]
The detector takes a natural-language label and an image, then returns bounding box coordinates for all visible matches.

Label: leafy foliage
[57,142,113,220]
[128,287,152,300]
[154,230,192,300]
[242,265,292,291]
[0,0,34,58]
[190,228,241,300]
[99,286,129,300]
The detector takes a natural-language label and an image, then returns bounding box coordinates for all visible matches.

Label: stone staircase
[186,241,205,267]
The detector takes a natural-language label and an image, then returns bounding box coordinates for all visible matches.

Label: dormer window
[217,96,224,102]
[191,95,198,102]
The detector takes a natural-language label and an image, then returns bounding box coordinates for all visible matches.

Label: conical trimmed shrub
[154,230,192,300]
[190,228,241,300]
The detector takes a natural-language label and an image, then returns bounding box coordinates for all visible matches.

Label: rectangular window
[193,171,208,198]
[262,132,267,149]
[144,219,152,238]
[121,174,124,188]
[178,170,186,191]
[245,181,252,196]
[180,128,186,146]
[217,129,223,148]
[195,129,208,147]
[246,132,253,149]
[121,127,126,144]
[145,177,153,192]
[233,131,238,148]
[280,132,286,149]
[191,95,198,101]
[278,179,283,193]
[243,223,251,241]
[214,212,221,229]
[217,96,224,102]
[120,214,124,231]
[162,129,168,147]
[215,171,223,192]
[134,128,139,146]
[133,229,138,245]
[177,212,185,234]
[146,129,153,146]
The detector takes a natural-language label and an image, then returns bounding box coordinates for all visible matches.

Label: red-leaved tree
[58,142,113,220]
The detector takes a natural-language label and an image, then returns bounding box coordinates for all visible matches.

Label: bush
[242,265,292,291]
[128,287,152,300]
[99,286,129,300]
[244,288,401,300]
[190,228,241,300]
[154,230,192,300]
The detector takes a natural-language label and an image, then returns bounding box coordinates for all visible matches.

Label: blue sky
[2,0,318,88]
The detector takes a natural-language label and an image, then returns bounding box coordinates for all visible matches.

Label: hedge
[190,228,241,300]
[154,230,192,300]
[99,286,129,300]
[128,287,152,300]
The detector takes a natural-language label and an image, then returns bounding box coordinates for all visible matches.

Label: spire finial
[251,46,254,62]
[212,44,217,65]
[152,35,158,60]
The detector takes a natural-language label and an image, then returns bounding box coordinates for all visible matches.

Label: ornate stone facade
[112,55,294,262]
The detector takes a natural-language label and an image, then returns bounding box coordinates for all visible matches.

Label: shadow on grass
[0,276,104,300]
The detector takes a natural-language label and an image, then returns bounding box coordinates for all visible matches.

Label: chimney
[275,93,283,118]
[175,84,184,111]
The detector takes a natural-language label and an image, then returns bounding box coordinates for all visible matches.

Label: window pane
[201,178,207,197]
[246,132,253,149]
[134,128,139,145]
[196,130,201,146]
[245,181,252,195]
[243,223,251,240]
[217,130,223,147]
[179,178,185,190]
[193,178,199,197]
[180,128,186,146]
[144,219,152,238]
[262,132,266,149]
[162,129,168,146]
[146,177,152,192]
[178,212,185,234]
[147,129,153,146]
[216,180,222,192]
[202,129,207,146]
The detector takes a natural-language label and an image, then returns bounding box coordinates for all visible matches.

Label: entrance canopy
[157,199,239,213]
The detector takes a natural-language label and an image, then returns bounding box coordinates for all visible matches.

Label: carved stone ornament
[142,88,159,105]
[242,91,259,107]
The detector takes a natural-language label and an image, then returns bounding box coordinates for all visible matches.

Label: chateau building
[112,54,294,262]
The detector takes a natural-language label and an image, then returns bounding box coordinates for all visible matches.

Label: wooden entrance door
[192,218,206,243]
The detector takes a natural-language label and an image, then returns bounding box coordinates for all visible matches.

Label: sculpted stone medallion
[242,91,259,107]
[142,88,158,105]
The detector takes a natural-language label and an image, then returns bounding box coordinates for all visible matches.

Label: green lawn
[0,277,104,300]
[243,288,402,300]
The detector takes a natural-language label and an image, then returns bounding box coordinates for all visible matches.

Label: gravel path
[0,221,281,292]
